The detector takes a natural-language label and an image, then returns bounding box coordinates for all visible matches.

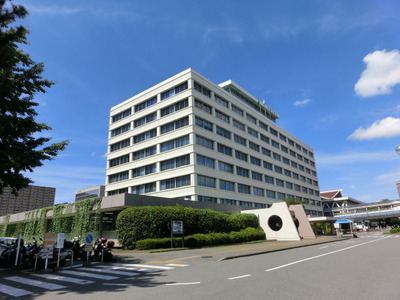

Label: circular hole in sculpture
[268,215,283,231]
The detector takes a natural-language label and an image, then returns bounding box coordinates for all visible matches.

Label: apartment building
[106,69,322,216]
[0,185,55,216]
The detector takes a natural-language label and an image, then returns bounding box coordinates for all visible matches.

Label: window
[262,148,271,157]
[161,82,188,100]
[220,180,235,191]
[234,134,247,146]
[195,117,213,132]
[288,139,295,146]
[110,138,130,152]
[196,154,215,168]
[198,196,217,203]
[265,175,274,184]
[238,184,251,194]
[109,154,129,167]
[284,169,292,177]
[194,82,211,97]
[266,190,276,199]
[279,134,287,142]
[111,123,131,137]
[215,94,229,107]
[196,135,214,150]
[134,112,157,127]
[283,157,290,165]
[270,128,278,136]
[108,171,129,183]
[277,192,285,200]
[233,119,245,131]
[259,121,268,132]
[161,135,189,152]
[131,182,156,194]
[217,144,232,156]
[161,117,189,134]
[236,167,249,177]
[276,179,284,187]
[132,163,157,177]
[250,156,261,166]
[216,126,231,139]
[160,175,191,190]
[112,108,131,123]
[252,171,263,181]
[253,187,264,197]
[221,198,237,205]
[274,166,283,174]
[271,140,280,149]
[161,99,188,116]
[194,99,212,114]
[293,173,299,180]
[249,141,260,152]
[260,134,269,144]
[235,150,248,162]
[273,153,281,161]
[135,96,157,112]
[246,114,257,124]
[263,161,273,170]
[248,127,258,138]
[133,145,157,160]
[197,175,216,188]
[281,146,288,153]
[232,104,244,117]
[216,110,230,123]
[294,184,301,191]
[285,182,293,189]
[134,129,156,143]
[291,161,298,168]
[218,161,234,173]
[161,154,190,171]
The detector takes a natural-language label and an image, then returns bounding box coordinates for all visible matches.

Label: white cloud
[348,117,400,140]
[354,49,400,97]
[24,4,82,15]
[294,99,311,106]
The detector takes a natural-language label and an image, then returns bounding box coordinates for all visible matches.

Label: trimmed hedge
[116,206,259,249]
[135,227,266,250]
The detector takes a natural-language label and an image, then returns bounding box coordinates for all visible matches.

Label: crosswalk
[0,262,188,298]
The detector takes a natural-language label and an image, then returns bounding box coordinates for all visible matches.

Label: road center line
[266,236,388,272]
[228,274,252,280]
[166,282,201,286]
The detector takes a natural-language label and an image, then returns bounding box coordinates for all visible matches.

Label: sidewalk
[113,235,350,264]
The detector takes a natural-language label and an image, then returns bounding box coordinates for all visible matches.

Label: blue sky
[14,0,400,203]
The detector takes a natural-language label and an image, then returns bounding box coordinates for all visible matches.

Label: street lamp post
[396,146,400,156]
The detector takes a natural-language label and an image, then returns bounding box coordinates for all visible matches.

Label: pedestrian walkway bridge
[332,200,400,221]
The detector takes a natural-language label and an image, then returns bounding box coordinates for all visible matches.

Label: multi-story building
[106,69,322,216]
[75,185,105,202]
[0,185,55,216]
[396,181,400,199]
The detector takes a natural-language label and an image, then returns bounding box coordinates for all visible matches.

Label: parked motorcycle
[92,238,114,262]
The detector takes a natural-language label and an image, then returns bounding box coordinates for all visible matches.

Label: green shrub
[116,206,259,249]
[389,227,400,234]
[136,238,172,250]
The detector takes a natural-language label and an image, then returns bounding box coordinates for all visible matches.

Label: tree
[0,0,68,194]
[285,197,303,206]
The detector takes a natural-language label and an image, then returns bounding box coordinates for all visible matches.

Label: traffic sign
[57,233,65,249]
[85,233,94,245]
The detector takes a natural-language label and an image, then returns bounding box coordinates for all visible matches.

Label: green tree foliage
[285,197,303,206]
[0,0,68,194]
[116,206,259,248]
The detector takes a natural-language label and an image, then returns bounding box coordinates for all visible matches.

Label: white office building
[106,69,323,216]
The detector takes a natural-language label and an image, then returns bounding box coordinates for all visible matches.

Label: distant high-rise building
[0,185,55,216]
[396,181,400,199]
[75,185,105,202]
[106,69,323,216]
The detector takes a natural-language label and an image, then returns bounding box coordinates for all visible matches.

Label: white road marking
[111,263,174,270]
[59,269,119,280]
[166,263,189,267]
[318,246,329,249]
[94,264,158,273]
[32,273,95,285]
[0,283,33,297]
[4,276,66,290]
[228,274,252,280]
[102,283,131,286]
[166,282,201,286]
[78,267,140,277]
[266,236,388,272]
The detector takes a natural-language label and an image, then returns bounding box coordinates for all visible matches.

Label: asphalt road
[1,231,399,300]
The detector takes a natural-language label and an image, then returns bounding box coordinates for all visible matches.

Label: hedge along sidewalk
[112,235,349,264]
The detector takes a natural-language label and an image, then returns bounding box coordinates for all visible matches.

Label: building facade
[320,189,364,217]
[0,185,55,216]
[75,185,105,202]
[106,69,322,216]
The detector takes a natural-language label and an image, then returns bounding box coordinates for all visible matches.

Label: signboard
[172,220,184,235]
[57,233,65,249]
[43,232,55,259]
[85,233,94,252]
